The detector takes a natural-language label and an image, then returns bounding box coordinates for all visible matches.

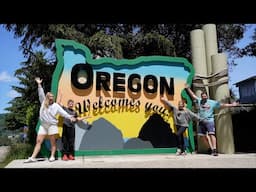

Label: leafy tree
[0,114,6,129]
[88,30,127,59]
[131,32,176,57]
[239,25,256,57]
[3,23,249,134]
[26,104,39,145]
[5,51,54,132]
[138,24,247,61]
[5,24,90,58]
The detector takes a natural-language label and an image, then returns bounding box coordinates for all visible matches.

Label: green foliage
[0,135,12,146]
[26,104,39,145]
[135,32,176,57]
[88,31,127,59]
[5,24,91,57]
[2,143,33,166]
[0,114,6,129]
[240,25,256,57]
[2,23,249,133]
[4,51,54,131]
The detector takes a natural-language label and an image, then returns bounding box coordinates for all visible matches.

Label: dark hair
[201,91,208,96]
[67,99,74,104]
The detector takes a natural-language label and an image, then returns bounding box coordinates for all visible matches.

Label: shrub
[4,143,33,163]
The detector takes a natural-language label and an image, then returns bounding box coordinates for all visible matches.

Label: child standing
[58,94,91,161]
[161,97,201,155]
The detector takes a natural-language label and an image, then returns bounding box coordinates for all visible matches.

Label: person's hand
[70,116,76,122]
[232,101,239,107]
[184,83,190,89]
[35,77,43,84]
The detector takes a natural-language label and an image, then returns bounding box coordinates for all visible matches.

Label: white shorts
[38,123,58,135]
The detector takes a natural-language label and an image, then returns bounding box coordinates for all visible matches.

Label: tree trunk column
[190,29,209,153]
[202,24,218,99]
[211,53,235,154]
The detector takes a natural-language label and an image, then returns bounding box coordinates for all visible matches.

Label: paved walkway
[0,146,10,162]
[5,153,256,168]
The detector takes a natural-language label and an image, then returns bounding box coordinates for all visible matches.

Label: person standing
[185,84,237,156]
[58,98,91,161]
[161,97,201,155]
[24,77,76,163]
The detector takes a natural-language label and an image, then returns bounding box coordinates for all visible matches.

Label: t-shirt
[196,97,220,122]
[163,100,200,127]
[63,106,78,128]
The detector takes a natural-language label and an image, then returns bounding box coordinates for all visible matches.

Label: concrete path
[0,146,10,162]
[5,153,256,168]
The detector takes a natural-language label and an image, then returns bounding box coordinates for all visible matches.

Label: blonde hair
[44,92,54,109]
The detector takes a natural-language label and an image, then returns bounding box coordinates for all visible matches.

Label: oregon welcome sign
[45,39,195,156]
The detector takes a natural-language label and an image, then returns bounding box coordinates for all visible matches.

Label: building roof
[235,75,256,86]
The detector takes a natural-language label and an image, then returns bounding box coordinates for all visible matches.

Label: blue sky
[0,24,256,114]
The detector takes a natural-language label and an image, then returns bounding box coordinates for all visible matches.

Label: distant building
[235,75,256,103]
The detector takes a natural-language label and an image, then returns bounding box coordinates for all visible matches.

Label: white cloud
[0,71,12,82]
[7,90,20,98]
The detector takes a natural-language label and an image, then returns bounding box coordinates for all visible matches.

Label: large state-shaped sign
[45,39,195,155]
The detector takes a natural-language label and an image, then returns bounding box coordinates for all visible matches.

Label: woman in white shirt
[24,77,75,163]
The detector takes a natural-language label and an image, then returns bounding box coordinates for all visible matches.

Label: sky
[0,24,256,114]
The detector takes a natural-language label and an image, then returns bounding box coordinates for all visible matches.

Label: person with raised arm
[161,97,201,155]
[24,77,76,163]
[184,84,238,156]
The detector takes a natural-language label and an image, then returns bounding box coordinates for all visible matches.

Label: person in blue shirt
[185,84,237,156]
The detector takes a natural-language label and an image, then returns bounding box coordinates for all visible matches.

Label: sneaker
[211,149,218,156]
[176,149,182,155]
[62,154,69,161]
[49,156,55,162]
[24,157,37,163]
[181,151,187,155]
[69,154,75,160]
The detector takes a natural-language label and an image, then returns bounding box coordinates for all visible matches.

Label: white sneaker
[176,149,182,155]
[49,156,55,162]
[24,157,37,163]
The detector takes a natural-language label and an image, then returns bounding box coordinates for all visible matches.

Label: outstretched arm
[220,101,239,108]
[56,104,76,122]
[186,109,201,121]
[35,77,45,103]
[184,83,198,100]
[160,97,176,110]
[76,116,92,121]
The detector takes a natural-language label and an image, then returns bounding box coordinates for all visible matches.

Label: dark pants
[62,124,75,156]
[176,125,187,152]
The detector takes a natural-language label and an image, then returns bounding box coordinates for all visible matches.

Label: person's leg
[62,124,69,157]
[69,126,75,158]
[209,134,218,155]
[206,121,218,156]
[31,134,46,158]
[176,125,182,152]
[49,135,57,161]
[176,126,186,155]
[24,125,47,163]
[178,126,187,152]
[200,136,211,148]
[48,125,59,161]
[198,121,212,153]
[66,126,75,160]
[209,134,217,149]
